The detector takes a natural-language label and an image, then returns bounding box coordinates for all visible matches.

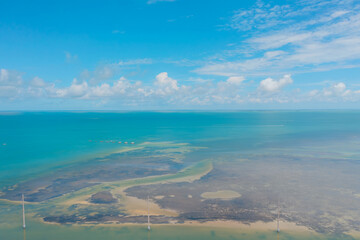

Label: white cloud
[0,69,22,86]
[229,1,292,31]
[0,70,296,106]
[195,50,285,76]
[154,72,179,95]
[91,83,113,97]
[2,68,360,108]
[30,77,46,88]
[0,69,10,84]
[322,82,351,97]
[0,69,23,98]
[79,59,153,85]
[55,79,89,98]
[0,86,22,98]
[259,74,293,92]
[112,77,141,95]
[304,81,360,103]
[94,66,113,81]
[226,76,245,85]
[196,0,360,76]
[331,82,347,95]
[308,89,319,97]
[213,76,246,100]
[81,65,116,85]
[48,76,143,100]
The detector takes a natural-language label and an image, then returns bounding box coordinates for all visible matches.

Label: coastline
[51,219,315,234]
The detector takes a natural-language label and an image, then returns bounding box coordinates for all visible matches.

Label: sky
[1,0,360,110]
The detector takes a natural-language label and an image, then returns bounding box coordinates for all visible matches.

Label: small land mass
[201,190,241,200]
[90,191,117,204]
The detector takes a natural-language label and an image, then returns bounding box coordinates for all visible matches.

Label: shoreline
[42,219,314,234]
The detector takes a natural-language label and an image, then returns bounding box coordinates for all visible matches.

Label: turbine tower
[147,195,151,231]
[22,194,26,229]
[276,205,280,233]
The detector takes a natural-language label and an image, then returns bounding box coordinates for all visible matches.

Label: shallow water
[1,111,360,239]
[0,213,340,240]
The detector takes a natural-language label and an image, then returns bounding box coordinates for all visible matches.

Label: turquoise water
[2,111,360,179]
[1,111,360,239]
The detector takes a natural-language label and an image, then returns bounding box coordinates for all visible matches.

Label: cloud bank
[196,0,360,76]
[2,67,360,109]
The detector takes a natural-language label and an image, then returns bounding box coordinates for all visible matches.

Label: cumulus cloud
[43,73,358,106]
[226,76,245,85]
[30,77,46,88]
[50,76,142,99]
[259,74,293,92]
[0,69,22,86]
[304,81,360,103]
[0,69,23,98]
[1,67,360,108]
[322,82,351,98]
[55,79,89,98]
[154,72,179,95]
[91,83,113,97]
[213,76,246,99]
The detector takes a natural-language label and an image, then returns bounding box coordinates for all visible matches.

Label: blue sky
[1,0,360,110]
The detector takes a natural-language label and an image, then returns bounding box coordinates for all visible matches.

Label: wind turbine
[276,203,280,233]
[147,195,151,231]
[22,194,26,229]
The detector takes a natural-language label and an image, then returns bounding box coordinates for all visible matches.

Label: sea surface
[1,111,360,240]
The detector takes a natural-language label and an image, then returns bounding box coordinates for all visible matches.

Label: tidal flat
[1,111,360,239]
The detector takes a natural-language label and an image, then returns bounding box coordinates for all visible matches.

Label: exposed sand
[346,230,360,238]
[121,194,178,217]
[181,220,313,233]
[60,194,96,206]
[201,190,241,200]
[354,193,360,199]
[154,195,165,200]
[111,146,144,154]
[0,198,39,205]
[71,219,314,235]
[140,141,188,147]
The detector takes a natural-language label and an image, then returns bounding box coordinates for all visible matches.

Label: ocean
[1,111,360,239]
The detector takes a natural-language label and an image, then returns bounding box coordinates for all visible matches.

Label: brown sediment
[201,190,241,200]
[123,195,177,216]
[180,220,314,232]
[346,230,360,238]
[42,218,314,234]
[154,195,165,200]
[0,198,39,205]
